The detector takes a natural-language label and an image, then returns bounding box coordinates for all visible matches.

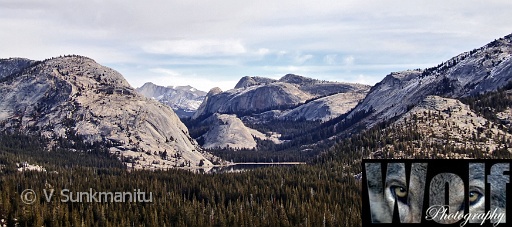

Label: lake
[199,162,306,174]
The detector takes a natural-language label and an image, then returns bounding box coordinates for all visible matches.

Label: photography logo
[362,160,509,226]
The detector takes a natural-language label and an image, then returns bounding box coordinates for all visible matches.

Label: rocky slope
[278,91,368,121]
[390,95,512,158]
[345,33,512,130]
[193,83,311,119]
[0,58,37,80]
[234,76,276,89]
[200,114,269,150]
[136,82,206,118]
[244,33,512,157]
[0,56,220,169]
[187,74,369,151]
[193,74,370,120]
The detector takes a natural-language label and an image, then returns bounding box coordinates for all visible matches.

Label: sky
[1,0,511,91]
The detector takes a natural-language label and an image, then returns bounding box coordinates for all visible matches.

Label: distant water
[198,163,305,174]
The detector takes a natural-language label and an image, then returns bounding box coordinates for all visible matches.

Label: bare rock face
[136,82,206,118]
[193,83,311,119]
[201,114,267,150]
[279,91,368,121]
[193,74,370,120]
[346,33,512,129]
[393,95,512,157]
[0,56,220,169]
[234,76,276,89]
[188,74,370,151]
[278,74,314,84]
[0,58,37,79]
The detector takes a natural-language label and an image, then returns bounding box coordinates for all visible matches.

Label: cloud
[147,68,237,91]
[256,48,270,56]
[142,39,247,56]
[1,0,511,90]
[150,68,182,77]
[343,56,355,66]
[323,55,355,67]
[293,53,314,64]
[323,54,337,65]
[352,74,381,86]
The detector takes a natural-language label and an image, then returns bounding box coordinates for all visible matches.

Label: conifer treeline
[1,81,511,226]
[0,145,362,226]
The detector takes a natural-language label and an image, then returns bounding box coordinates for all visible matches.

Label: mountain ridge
[343,33,512,132]
[136,82,207,118]
[0,55,221,169]
[193,74,370,120]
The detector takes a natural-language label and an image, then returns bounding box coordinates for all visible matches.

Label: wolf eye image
[365,162,427,223]
[427,163,508,224]
[365,161,508,224]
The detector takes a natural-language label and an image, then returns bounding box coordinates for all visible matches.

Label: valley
[1,33,512,226]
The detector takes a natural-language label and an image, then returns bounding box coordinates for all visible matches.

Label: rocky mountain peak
[193,73,371,123]
[47,55,132,88]
[136,82,207,118]
[177,85,195,91]
[344,32,512,132]
[278,74,316,85]
[207,87,223,96]
[234,76,276,89]
[140,81,157,88]
[0,55,221,169]
[136,82,165,97]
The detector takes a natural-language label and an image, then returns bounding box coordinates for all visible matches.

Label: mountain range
[137,73,370,150]
[193,74,370,120]
[181,33,512,156]
[182,74,370,150]
[1,33,512,169]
